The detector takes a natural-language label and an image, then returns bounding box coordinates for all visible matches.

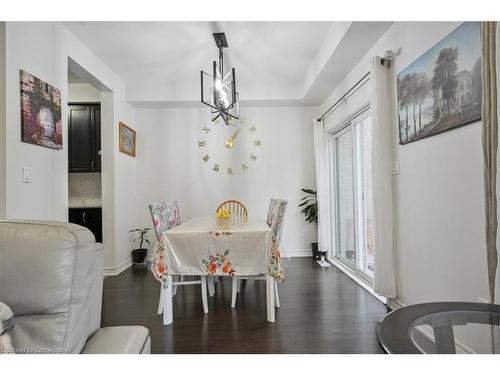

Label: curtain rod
[317,71,370,122]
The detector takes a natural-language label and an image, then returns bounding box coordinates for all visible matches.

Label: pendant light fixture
[200,32,239,125]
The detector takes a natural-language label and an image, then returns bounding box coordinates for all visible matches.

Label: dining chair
[215,199,248,217]
[149,201,208,324]
[230,198,288,309]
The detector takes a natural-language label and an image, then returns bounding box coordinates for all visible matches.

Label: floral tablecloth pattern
[151,216,285,287]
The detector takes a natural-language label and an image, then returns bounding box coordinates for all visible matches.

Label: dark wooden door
[68,105,93,172]
[68,207,102,243]
[68,207,85,226]
[92,105,101,172]
[85,208,102,243]
[68,103,101,173]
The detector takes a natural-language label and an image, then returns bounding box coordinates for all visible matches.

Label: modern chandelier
[200,32,239,125]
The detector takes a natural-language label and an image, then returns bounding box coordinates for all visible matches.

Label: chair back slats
[149,201,181,239]
[216,200,248,218]
[266,198,288,243]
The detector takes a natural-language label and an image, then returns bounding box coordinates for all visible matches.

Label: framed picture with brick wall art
[20,70,62,150]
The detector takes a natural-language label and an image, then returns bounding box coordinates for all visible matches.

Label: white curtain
[313,119,333,256]
[370,56,397,298]
[496,21,500,304]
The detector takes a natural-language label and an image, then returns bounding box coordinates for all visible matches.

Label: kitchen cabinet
[69,207,102,243]
[68,103,101,173]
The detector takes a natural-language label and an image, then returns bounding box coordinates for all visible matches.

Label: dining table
[150,216,285,324]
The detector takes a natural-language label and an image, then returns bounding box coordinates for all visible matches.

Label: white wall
[4,23,68,220]
[1,22,138,272]
[68,83,101,102]
[319,21,497,305]
[135,106,318,255]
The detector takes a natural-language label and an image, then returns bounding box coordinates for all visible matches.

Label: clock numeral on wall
[241,164,249,171]
[248,126,256,132]
[198,141,206,147]
[202,155,210,162]
[250,154,257,162]
[254,140,262,146]
[227,168,234,175]
[202,126,210,134]
[213,164,220,172]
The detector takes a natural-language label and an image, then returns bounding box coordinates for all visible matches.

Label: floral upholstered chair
[149,201,180,289]
[149,201,181,240]
[148,201,208,323]
[266,198,288,244]
[231,198,288,309]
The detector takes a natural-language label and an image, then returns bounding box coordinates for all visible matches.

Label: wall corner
[0,22,6,219]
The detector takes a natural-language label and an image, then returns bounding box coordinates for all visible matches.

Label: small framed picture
[119,122,136,157]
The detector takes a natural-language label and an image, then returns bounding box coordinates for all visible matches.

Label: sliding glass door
[333,113,374,281]
[334,127,356,268]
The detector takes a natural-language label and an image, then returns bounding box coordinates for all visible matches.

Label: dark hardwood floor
[102,258,388,353]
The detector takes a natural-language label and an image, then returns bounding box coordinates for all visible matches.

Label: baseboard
[328,257,387,304]
[387,297,404,311]
[283,249,312,258]
[104,257,133,277]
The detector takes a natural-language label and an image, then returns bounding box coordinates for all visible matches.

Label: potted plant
[299,188,319,259]
[129,228,151,266]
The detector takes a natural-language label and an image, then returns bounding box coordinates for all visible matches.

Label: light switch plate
[392,161,400,175]
[22,167,31,183]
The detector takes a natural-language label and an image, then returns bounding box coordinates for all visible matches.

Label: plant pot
[132,248,148,265]
[311,242,319,259]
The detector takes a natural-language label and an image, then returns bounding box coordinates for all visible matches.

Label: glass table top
[377,302,500,354]
[409,310,500,353]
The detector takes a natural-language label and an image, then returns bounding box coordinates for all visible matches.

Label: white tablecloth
[150,216,285,286]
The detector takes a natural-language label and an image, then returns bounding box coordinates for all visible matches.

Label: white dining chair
[149,201,208,325]
[230,198,288,311]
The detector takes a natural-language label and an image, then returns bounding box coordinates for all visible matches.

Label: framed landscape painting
[119,122,136,157]
[397,22,481,145]
[20,70,62,150]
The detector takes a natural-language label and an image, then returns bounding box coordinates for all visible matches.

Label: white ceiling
[64,21,392,107]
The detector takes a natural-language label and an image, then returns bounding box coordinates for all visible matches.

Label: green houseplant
[299,188,319,258]
[129,228,151,266]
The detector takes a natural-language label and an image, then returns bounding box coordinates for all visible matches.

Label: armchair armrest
[81,326,150,354]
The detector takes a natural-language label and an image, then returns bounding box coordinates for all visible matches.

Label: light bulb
[215,78,223,91]
[220,91,229,108]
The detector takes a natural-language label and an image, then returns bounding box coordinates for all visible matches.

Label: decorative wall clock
[198,119,262,175]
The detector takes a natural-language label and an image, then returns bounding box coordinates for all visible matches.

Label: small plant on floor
[130,228,151,266]
[299,188,320,259]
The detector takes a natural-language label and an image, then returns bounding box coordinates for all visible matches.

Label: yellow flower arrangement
[215,208,231,227]
[216,208,231,219]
